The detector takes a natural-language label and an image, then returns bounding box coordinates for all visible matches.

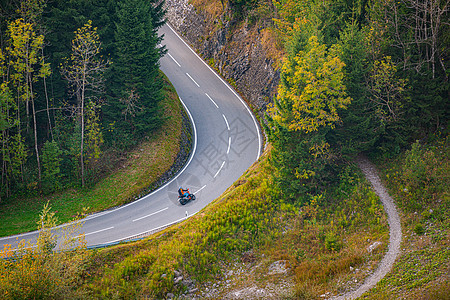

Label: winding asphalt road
[0,24,261,250]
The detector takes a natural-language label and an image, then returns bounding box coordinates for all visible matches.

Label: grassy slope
[82,147,391,299]
[82,12,448,297]
[363,138,449,299]
[0,73,182,237]
[81,138,448,300]
[169,2,449,298]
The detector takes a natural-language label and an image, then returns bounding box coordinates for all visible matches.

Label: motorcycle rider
[178,187,189,198]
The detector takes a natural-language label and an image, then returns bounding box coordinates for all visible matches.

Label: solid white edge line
[133,207,169,222]
[214,161,226,178]
[194,185,207,195]
[166,23,261,160]
[222,114,230,130]
[0,229,38,241]
[186,72,200,87]
[0,97,199,248]
[105,212,199,245]
[227,137,231,154]
[168,52,181,67]
[205,93,219,108]
[0,97,199,246]
[80,226,114,238]
[110,96,198,212]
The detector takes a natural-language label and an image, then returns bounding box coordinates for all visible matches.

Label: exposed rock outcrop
[164,0,279,114]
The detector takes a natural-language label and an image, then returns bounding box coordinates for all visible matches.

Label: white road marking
[227,137,231,154]
[168,53,181,67]
[167,23,261,160]
[65,97,198,224]
[81,226,114,238]
[214,161,226,178]
[105,211,200,245]
[133,207,169,222]
[205,93,219,108]
[186,73,200,87]
[194,184,207,194]
[222,114,230,130]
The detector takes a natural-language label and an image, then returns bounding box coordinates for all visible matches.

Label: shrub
[413,223,425,235]
[324,231,342,252]
[0,203,88,299]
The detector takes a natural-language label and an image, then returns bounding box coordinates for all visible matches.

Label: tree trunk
[42,49,53,140]
[81,64,86,188]
[30,72,41,183]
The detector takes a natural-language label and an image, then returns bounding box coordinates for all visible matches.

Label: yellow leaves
[273,36,351,133]
[71,20,102,62]
[85,101,104,163]
[309,141,330,159]
[367,56,407,122]
[295,168,315,180]
[7,18,44,71]
[3,17,50,108]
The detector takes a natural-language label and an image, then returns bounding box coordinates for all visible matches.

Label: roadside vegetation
[0,202,89,299]
[363,137,449,299]
[0,73,183,236]
[76,148,389,299]
[0,0,448,299]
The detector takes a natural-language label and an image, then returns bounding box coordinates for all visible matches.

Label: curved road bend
[0,23,261,250]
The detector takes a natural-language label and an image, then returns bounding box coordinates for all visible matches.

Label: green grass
[79,147,390,299]
[0,73,183,237]
[362,137,449,299]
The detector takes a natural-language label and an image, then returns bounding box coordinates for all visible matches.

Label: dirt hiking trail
[333,156,402,299]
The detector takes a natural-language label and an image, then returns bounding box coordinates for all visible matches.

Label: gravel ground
[331,156,403,299]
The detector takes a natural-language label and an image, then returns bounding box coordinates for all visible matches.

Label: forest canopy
[0,0,167,197]
[265,0,449,202]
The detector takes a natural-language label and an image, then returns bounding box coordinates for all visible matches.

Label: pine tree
[103,0,166,145]
[331,21,377,156]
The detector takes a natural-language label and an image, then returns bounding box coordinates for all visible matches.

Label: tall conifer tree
[104,0,166,144]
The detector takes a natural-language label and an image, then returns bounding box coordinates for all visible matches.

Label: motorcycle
[178,191,196,205]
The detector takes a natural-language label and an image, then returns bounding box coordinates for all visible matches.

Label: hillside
[0,0,448,299]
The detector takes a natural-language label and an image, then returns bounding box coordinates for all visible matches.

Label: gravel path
[332,156,402,299]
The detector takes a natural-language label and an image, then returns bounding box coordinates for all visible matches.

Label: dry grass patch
[260,27,285,66]
[189,0,224,18]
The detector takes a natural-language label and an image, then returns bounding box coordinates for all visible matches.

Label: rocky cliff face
[164,0,279,114]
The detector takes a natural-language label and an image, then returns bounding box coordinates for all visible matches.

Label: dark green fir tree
[104,0,166,146]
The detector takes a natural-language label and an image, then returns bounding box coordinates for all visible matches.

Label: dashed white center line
[205,93,219,108]
[194,185,207,194]
[186,73,200,87]
[222,114,230,130]
[227,137,231,154]
[81,226,114,238]
[214,161,226,178]
[168,53,181,67]
[133,207,169,222]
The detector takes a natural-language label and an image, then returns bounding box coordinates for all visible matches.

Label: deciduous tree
[267,35,351,201]
[61,21,108,187]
